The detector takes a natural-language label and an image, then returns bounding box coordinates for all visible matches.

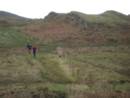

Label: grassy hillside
[0,27,30,47]
[0,10,130,98]
[0,51,74,83]
[24,10,130,46]
[0,26,74,84]
[0,45,130,98]
[71,11,130,26]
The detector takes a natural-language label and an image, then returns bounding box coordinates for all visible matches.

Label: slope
[0,11,31,26]
[0,11,130,94]
[0,27,30,47]
[24,10,130,46]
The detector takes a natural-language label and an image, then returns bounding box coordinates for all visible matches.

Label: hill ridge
[0,11,31,19]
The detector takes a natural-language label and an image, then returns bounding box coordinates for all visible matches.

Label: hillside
[24,10,130,46]
[0,11,31,26]
[0,10,130,98]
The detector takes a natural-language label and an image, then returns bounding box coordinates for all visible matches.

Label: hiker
[56,47,63,57]
[26,43,32,54]
[32,46,37,57]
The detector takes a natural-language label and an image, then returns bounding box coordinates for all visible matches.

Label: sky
[0,0,130,18]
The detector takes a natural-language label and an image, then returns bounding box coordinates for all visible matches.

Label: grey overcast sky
[0,0,129,18]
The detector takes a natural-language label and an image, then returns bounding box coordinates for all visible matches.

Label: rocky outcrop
[44,11,88,31]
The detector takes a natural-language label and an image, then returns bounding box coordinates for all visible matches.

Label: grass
[0,46,130,98]
[71,11,129,27]
[0,11,130,98]
[0,34,130,93]
[0,27,34,48]
[63,46,130,91]
[0,49,74,83]
[0,44,130,92]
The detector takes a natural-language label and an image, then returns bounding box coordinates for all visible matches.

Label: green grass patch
[0,27,34,48]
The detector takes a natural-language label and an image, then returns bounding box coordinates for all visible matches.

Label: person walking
[26,43,32,54]
[32,45,37,58]
[56,46,63,58]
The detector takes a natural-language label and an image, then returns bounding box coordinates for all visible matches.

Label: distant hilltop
[0,11,31,25]
[0,10,129,19]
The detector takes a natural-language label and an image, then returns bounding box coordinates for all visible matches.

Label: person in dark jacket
[26,43,32,54]
[32,46,37,58]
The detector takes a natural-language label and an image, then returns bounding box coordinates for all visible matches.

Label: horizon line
[0,10,129,19]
